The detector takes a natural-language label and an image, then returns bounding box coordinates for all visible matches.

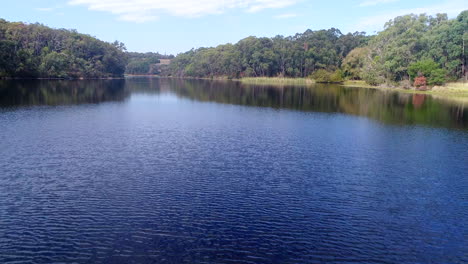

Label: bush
[311,69,343,83]
[39,52,70,78]
[408,59,446,86]
[362,70,385,86]
[428,69,446,85]
[414,76,427,90]
[399,80,411,89]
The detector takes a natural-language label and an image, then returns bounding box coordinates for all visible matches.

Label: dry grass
[343,80,468,97]
[240,77,316,86]
[433,82,468,91]
[342,80,375,89]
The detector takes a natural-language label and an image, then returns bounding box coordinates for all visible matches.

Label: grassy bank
[240,77,316,86]
[343,80,468,93]
[343,80,468,100]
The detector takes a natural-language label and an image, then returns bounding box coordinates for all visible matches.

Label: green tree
[39,51,70,78]
[408,59,447,85]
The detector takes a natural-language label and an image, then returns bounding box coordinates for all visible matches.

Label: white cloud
[69,0,300,23]
[359,0,399,7]
[353,0,468,33]
[274,13,298,19]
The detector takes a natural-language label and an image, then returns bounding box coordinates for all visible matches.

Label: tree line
[126,52,174,75]
[1,10,466,85]
[168,10,467,86]
[169,29,368,79]
[0,19,127,78]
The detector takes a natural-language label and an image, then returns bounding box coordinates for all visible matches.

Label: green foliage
[408,59,447,85]
[39,52,70,78]
[167,10,467,87]
[311,69,344,83]
[0,19,128,78]
[169,29,368,78]
[428,69,447,85]
[125,52,173,75]
[0,40,16,77]
[342,47,369,80]
[343,11,466,87]
[2,9,467,85]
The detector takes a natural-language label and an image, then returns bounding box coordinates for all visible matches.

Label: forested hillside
[170,29,368,79]
[169,10,468,86]
[350,11,468,86]
[126,52,174,75]
[1,10,466,85]
[0,19,127,78]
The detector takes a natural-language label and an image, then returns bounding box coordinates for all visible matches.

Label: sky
[1,0,467,54]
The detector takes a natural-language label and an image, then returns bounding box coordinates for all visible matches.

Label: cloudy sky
[2,0,467,54]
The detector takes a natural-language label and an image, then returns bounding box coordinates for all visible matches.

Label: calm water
[0,78,467,263]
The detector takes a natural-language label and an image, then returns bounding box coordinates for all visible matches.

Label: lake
[0,78,467,263]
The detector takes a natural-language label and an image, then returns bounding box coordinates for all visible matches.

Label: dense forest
[0,19,127,78]
[126,52,174,75]
[169,10,468,87]
[1,10,467,85]
[169,29,368,79]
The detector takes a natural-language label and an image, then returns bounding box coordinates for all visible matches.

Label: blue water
[0,79,467,263]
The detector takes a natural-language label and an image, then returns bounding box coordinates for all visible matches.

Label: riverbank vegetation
[126,52,174,75]
[343,80,468,97]
[1,10,466,88]
[168,10,467,91]
[169,29,368,79]
[0,19,128,78]
[240,77,315,86]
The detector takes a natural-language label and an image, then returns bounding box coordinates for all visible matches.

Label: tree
[342,47,369,80]
[0,19,128,78]
[408,59,446,85]
[311,69,343,83]
[39,51,70,78]
[414,75,427,90]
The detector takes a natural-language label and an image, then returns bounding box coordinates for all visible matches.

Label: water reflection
[0,79,128,107]
[0,77,466,129]
[127,78,468,129]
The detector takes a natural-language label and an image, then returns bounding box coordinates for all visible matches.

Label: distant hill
[0,19,128,78]
[125,52,174,75]
[168,10,467,86]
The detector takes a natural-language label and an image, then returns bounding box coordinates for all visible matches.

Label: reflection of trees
[412,94,426,108]
[138,78,467,129]
[0,79,129,107]
[2,78,465,129]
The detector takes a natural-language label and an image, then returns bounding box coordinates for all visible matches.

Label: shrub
[362,70,385,86]
[399,80,411,89]
[414,76,427,90]
[408,59,446,86]
[311,69,343,83]
[428,69,446,85]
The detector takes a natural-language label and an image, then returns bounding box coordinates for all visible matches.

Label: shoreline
[0,77,126,80]
[342,80,468,102]
[2,75,467,102]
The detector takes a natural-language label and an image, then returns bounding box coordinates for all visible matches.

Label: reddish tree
[414,76,427,90]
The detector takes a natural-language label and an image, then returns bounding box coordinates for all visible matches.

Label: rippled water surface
[1,78,467,263]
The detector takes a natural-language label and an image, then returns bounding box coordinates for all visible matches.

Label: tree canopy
[0,19,128,78]
[168,10,468,87]
[1,10,467,86]
[168,29,368,79]
[349,11,467,85]
[125,52,174,75]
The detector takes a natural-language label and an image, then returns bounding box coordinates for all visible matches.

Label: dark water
[0,78,467,263]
